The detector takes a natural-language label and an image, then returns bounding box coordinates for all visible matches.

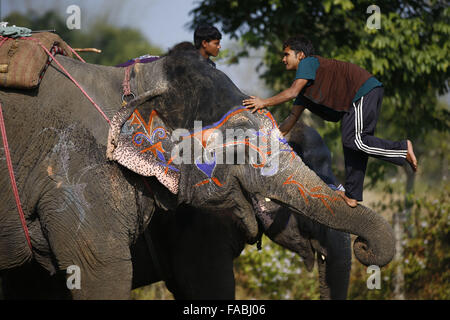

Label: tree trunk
[393,167,415,300]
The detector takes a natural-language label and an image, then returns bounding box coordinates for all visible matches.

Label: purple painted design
[116,56,160,68]
[156,150,165,162]
[133,133,152,145]
[195,155,216,178]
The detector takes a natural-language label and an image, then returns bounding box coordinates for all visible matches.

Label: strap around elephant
[0,103,32,251]
[122,64,135,104]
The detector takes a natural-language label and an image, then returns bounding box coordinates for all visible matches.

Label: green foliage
[4,10,163,66]
[234,236,320,299]
[131,282,174,300]
[236,186,449,300]
[189,0,449,185]
[191,0,449,300]
[349,185,450,299]
[403,185,450,299]
[236,185,448,300]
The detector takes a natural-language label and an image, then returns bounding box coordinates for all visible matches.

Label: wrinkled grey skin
[134,121,351,300]
[1,121,349,300]
[252,121,351,299]
[0,48,393,299]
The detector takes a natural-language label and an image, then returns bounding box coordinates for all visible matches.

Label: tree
[4,10,163,65]
[189,0,449,299]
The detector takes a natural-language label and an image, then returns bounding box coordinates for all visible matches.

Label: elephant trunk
[240,155,395,267]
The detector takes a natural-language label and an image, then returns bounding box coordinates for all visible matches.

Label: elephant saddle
[0,32,73,89]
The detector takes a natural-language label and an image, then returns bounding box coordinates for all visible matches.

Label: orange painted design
[194,177,224,188]
[283,175,343,215]
[222,140,266,168]
[284,175,309,205]
[183,108,246,141]
[263,110,279,129]
[164,156,177,175]
[129,109,167,143]
[139,141,165,157]
[129,109,156,134]
[194,180,210,187]
[186,108,285,189]
[152,126,167,139]
[211,177,223,186]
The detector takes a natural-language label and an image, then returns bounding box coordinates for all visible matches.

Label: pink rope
[0,35,114,254]
[66,45,86,63]
[0,36,156,253]
[0,37,8,47]
[24,37,111,124]
[0,103,33,251]
[122,64,133,96]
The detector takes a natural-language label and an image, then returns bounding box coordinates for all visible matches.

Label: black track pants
[340,87,407,201]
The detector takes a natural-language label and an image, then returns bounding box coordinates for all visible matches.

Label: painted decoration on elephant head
[181,106,297,187]
[180,106,343,215]
[125,109,178,173]
[121,106,343,214]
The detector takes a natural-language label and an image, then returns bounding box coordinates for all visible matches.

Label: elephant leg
[168,252,236,300]
[1,260,70,299]
[151,208,238,300]
[38,190,133,299]
[48,230,133,299]
[317,229,352,300]
[67,259,132,300]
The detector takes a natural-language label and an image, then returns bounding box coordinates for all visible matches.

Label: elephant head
[106,48,394,268]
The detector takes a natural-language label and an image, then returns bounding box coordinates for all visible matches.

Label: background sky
[1,0,448,103]
[1,0,269,97]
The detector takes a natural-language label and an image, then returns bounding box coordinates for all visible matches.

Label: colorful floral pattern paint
[125,109,179,172]
[121,106,342,213]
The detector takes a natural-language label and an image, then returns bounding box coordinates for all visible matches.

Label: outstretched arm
[279,104,305,136]
[243,78,308,113]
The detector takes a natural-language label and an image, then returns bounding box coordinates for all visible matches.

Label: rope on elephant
[21,36,111,124]
[66,44,86,63]
[0,35,108,252]
[0,103,32,251]
[0,36,155,251]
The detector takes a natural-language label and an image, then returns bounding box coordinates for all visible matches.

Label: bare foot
[406,140,418,172]
[336,190,358,208]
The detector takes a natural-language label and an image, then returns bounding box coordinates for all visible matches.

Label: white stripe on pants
[353,97,407,158]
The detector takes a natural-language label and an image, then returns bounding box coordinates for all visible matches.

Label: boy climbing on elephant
[243,35,417,208]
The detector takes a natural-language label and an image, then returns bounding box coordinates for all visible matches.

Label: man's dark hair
[194,24,222,49]
[283,35,314,57]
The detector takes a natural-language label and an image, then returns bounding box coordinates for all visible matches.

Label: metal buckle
[121,92,136,106]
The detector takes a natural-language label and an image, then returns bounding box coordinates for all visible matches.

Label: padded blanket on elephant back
[0,32,73,89]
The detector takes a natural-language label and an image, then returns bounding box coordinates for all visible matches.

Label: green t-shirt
[295,56,320,81]
[352,76,383,102]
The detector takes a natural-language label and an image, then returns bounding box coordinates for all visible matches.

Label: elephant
[132,120,352,300]
[0,43,394,299]
[2,120,349,300]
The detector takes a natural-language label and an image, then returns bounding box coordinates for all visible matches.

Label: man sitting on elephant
[194,24,222,68]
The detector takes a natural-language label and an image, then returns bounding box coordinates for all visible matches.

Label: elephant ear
[107,98,180,194]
